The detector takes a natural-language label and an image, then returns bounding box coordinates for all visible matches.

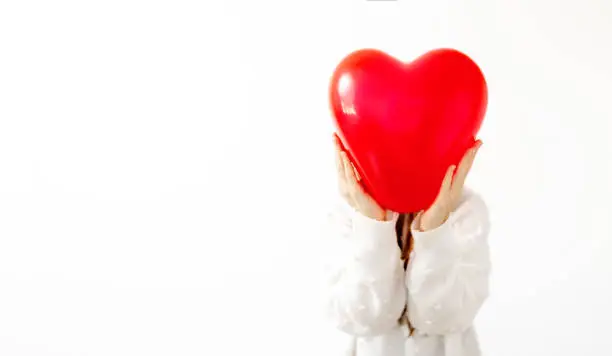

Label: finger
[334,136,351,198]
[333,133,342,150]
[333,134,343,155]
[455,148,475,179]
[440,164,456,194]
[341,151,357,187]
[334,137,346,178]
[342,152,368,199]
[459,143,479,169]
[350,162,362,181]
[454,144,479,180]
[334,135,362,182]
[426,165,455,218]
[433,164,456,204]
[452,144,481,191]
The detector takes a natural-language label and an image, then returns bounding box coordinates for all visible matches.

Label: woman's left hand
[417,140,482,231]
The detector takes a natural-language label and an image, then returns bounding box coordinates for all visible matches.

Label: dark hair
[395,213,416,336]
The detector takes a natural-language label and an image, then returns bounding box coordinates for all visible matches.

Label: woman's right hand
[334,134,388,221]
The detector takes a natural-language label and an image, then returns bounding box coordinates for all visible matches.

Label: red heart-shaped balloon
[330,48,488,213]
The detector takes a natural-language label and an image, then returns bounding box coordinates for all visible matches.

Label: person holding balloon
[321,49,491,356]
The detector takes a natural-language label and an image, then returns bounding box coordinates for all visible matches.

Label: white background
[1,0,611,355]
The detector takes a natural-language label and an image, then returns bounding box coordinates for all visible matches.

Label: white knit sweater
[320,189,491,356]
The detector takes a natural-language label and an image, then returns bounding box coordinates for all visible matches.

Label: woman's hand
[418,140,482,231]
[334,134,388,221]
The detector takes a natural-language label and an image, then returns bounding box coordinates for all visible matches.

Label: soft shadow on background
[0,1,611,355]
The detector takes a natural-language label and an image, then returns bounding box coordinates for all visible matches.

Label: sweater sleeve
[406,190,491,335]
[320,198,407,337]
